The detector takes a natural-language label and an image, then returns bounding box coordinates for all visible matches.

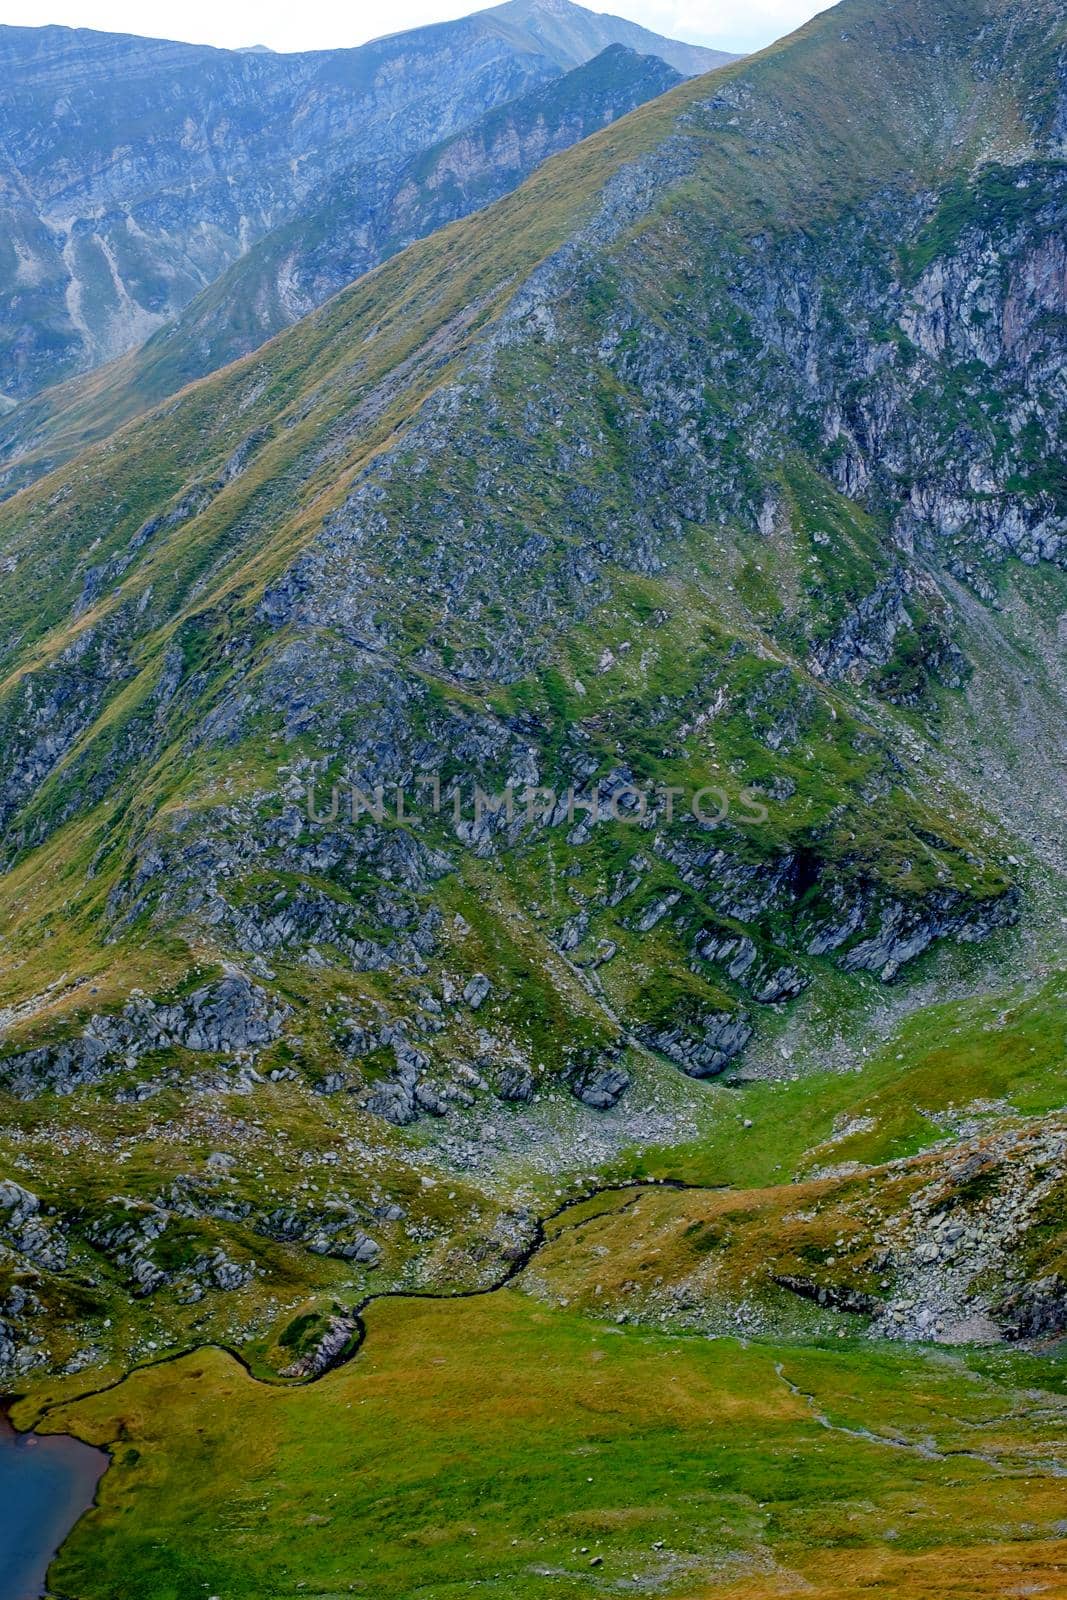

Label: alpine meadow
[0,0,1064,1596]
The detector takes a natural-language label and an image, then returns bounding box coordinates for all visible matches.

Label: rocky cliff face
[65,45,683,407]
[0,0,1062,1382]
[0,0,1058,1095]
[0,3,731,406]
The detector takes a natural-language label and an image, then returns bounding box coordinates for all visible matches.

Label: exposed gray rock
[869,1122,1066,1346]
[838,891,1019,982]
[0,1178,68,1270]
[637,1012,752,1078]
[280,1314,361,1379]
[998,1274,1067,1342]
[0,976,289,1098]
[563,1054,630,1108]
[463,973,492,1010]
[497,1064,535,1102]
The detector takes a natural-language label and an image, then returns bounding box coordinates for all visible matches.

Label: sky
[0,0,828,57]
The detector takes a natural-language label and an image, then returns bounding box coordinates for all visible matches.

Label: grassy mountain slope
[0,44,681,478]
[0,0,1063,1492]
[0,2,731,407]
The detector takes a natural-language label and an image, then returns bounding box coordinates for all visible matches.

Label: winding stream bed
[4,1179,695,1589]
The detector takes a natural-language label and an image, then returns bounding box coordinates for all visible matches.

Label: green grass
[25,1289,1067,1600]
[900,161,1064,284]
[0,10,1063,1570]
[632,972,1067,1189]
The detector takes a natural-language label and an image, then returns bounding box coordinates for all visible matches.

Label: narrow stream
[3,1178,689,1589]
[0,1408,107,1600]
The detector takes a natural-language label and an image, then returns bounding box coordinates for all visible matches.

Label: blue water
[0,1411,107,1600]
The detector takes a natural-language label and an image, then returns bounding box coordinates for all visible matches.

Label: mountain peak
[483,0,737,75]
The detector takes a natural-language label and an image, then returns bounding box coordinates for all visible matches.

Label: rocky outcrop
[0,976,289,1098]
[836,891,1019,983]
[0,1282,46,1377]
[694,930,809,1005]
[636,1012,752,1079]
[279,1314,361,1379]
[0,1179,67,1271]
[771,1274,877,1317]
[563,1052,630,1108]
[868,1122,1067,1345]
[998,1275,1067,1343]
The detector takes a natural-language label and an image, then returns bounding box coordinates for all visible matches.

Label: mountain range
[0,0,731,410]
[0,38,687,488]
[0,0,1065,1593]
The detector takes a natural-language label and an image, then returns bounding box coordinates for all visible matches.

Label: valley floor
[5,962,1065,1598]
[15,1178,1067,1600]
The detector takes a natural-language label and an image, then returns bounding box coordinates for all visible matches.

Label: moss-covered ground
[20,1281,1067,1600]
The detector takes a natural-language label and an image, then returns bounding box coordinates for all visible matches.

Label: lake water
[0,1410,107,1600]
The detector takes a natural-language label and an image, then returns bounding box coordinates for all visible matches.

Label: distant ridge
[0,0,735,408]
[0,43,686,479]
[485,0,733,76]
